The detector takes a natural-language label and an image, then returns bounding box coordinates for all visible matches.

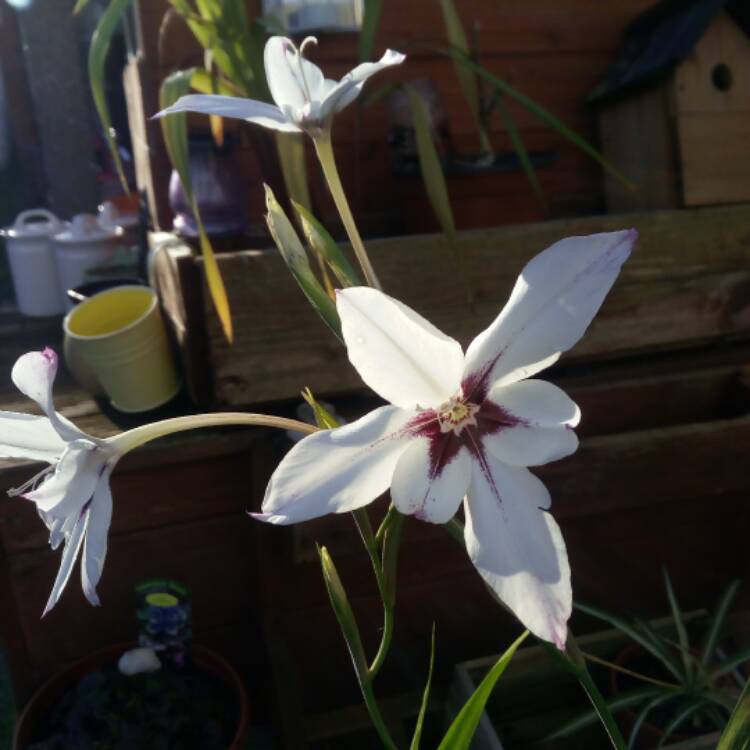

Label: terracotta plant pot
[12,643,250,750]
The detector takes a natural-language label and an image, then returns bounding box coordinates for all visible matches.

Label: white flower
[1,349,130,614]
[255,230,637,647]
[156,36,405,136]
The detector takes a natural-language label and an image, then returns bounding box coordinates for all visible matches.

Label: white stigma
[437,396,480,435]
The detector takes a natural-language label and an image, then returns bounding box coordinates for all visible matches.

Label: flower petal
[464,455,571,647]
[43,509,88,615]
[479,380,580,466]
[0,412,66,462]
[155,94,301,132]
[321,49,406,118]
[391,436,470,523]
[337,287,464,409]
[11,349,86,442]
[463,230,636,396]
[24,442,104,517]
[81,469,113,606]
[264,36,326,113]
[256,405,414,524]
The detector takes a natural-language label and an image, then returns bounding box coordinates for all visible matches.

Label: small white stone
[117,647,162,676]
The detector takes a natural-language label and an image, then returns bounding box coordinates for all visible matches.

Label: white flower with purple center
[156,35,405,136]
[255,229,637,647]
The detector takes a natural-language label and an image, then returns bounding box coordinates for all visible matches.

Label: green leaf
[410,625,436,750]
[718,678,750,750]
[712,647,750,679]
[547,686,664,741]
[438,0,492,155]
[437,630,529,750]
[494,95,545,207]
[703,580,741,668]
[359,0,383,62]
[264,185,342,339]
[663,569,693,683]
[276,133,312,212]
[627,693,676,750]
[576,603,686,683]
[443,49,636,190]
[293,202,362,287]
[160,69,234,342]
[189,68,240,96]
[658,699,708,748]
[73,0,94,14]
[88,0,133,192]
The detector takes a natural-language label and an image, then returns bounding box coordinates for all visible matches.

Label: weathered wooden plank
[202,205,750,405]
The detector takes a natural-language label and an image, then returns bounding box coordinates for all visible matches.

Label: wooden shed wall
[134,0,653,235]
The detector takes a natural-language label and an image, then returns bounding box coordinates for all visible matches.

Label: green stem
[313,132,382,290]
[375,504,398,547]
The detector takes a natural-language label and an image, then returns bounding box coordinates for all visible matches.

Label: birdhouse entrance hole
[711,63,733,92]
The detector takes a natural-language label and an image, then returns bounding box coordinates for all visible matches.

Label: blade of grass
[444,49,636,190]
[628,693,676,750]
[359,0,383,62]
[663,569,693,683]
[658,699,708,748]
[438,0,492,155]
[160,69,233,342]
[409,624,436,750]
[703,580,741,668]
[494,94,546,207]
[718,678,750,750]
[88,0,134,192]
[437,630,529,750]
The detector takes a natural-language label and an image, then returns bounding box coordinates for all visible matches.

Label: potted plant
[12,642,249,750]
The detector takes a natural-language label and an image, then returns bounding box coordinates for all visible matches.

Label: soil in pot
[21,657,239,750]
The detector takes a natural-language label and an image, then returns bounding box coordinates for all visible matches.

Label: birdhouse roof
[588,0,750,105]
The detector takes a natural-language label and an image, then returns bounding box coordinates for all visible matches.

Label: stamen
[8,464,55,497]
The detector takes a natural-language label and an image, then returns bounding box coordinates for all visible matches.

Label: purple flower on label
[254,229,637,647]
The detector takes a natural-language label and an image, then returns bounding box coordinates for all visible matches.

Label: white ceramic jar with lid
[0,209,66,316]
[53,213,123,310]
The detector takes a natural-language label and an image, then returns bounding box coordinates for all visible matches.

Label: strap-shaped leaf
[359,0,383,63]
[276,133,312,211]
[410,625,436,750]
[160,69,233,342]
[663,568,693,683]
[702,580,741,668]
[437,630,529,749]
[88,0,133,192]
[718,678,750,750]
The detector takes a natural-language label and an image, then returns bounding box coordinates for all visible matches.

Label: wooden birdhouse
[589,0,750,211]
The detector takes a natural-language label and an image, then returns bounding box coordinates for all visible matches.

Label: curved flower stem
[375,504,399,547]
[113,412,317,453]
[312,132,382,290]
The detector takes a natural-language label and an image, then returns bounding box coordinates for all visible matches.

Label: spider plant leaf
[443,49,636,190]
[88,0,133,192]
[438,0,492,155]
[717,677,750,750]
[359,0,383,62]
[494,94,545,207]
[410,624,436,750]
[663,568,693,683]
[437,630,529,750]
[265,185,342,339]
[293,201,361,288]
[546,687,663,741]
[576,603,685,683]
[160,69,233,342]
[658,699,709,748]
[702,580,741,668]
[712,647,750,679]
[628,693,677,750]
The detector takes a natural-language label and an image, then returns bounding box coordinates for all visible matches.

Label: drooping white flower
[255,229,637,647]
[2,349,132,614]
[156,36,405,136]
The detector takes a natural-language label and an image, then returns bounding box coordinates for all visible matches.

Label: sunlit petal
[463,230,636,397]
[464,455,571,648]
[0,412,66,462]
[43,510,88,616]
[81,469,113,606]
[257,405,414,524]
[337,287,464,409]
[391,436,469,523]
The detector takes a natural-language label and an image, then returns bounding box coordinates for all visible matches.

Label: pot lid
[1,209,63,239]
[54,213,123,244]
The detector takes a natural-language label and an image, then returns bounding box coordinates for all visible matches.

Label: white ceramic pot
[53,214,123,311]
[0,209,66,316]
